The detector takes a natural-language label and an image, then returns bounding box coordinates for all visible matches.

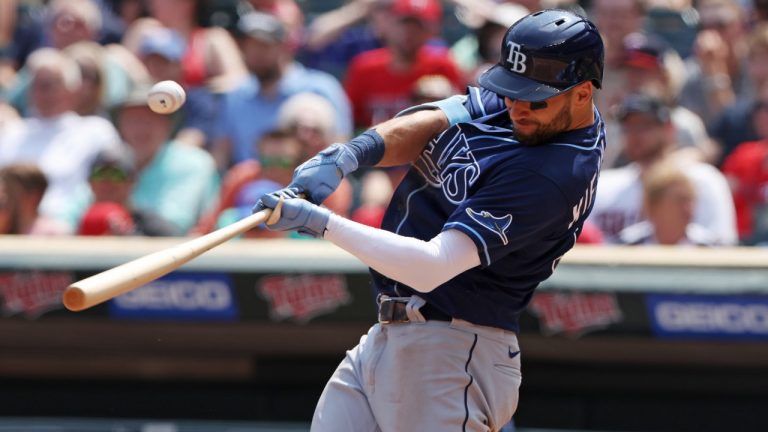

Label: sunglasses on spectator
[90,166,131,182]
[260,156,296,169]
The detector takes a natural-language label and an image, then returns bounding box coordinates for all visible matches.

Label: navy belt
[377,296,451,324]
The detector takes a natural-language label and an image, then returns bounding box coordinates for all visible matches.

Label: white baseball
[147,80,186,114]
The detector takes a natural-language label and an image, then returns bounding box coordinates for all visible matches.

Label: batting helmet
[478,9,604,102]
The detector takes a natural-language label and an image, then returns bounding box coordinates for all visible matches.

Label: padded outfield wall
[0,237,767,431]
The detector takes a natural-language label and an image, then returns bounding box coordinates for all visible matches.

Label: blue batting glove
[258,192,331,238]
[289,143,359,205]
[251,186,300,214]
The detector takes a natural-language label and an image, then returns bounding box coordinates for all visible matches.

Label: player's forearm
[324,214,480,292]
[373,109,449,166]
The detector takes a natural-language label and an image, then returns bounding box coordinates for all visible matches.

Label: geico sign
[115,280,232,310]
[655,301,768,334]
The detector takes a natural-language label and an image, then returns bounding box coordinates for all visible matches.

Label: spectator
[102,0,149,32]
[137,27,220,148]
[588,92,737,245]
[215,178,288,239]
[5,0,137,116]
[590,0,647,112]
[643,0,700,58]
[0,48,122,229]
[64,41,122,117]
[81,145,180,236]
[0,164,69,236]
[278,92,339,158]
[410,74,459,106]
[255,129,304,186]
[238,0,305,52]
[351,169,393,228]
[721,82,768,245]
[45,0,104,50]
[275,93,354,217]
[449,0,529,83]
[212,128,351,236]
[212,11,352,170]
[78,202,136,236]
[299,0,396,80]
[0,0,17,90]
[0,98,20,129]
[604,32,716,167]
[709,23,768,164]
[123,0,247,92]
[114,84,219,234]
[679,0,752,125]
[619,159,719,246]
[576,221,605,244]
[344,0,464,129]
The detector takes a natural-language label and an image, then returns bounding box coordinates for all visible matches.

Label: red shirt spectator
[721,139,768,241]
[343,0,463,129]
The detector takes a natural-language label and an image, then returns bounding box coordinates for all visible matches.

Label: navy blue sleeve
[443,167,570,267]
[463,86,507,120]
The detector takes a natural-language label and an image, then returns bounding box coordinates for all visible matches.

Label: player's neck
[570,103,595,131]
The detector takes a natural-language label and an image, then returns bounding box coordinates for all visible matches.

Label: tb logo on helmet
[505,42,527,74]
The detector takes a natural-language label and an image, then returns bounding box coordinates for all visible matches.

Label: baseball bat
[63,207,276,312]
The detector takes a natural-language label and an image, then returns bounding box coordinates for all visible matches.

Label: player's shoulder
[463,86,507,119]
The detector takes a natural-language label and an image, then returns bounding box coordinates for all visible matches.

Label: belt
[377,296,452,324]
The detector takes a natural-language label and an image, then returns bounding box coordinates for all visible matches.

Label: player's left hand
[256,190,331,238]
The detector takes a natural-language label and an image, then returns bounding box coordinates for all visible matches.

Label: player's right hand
[257,190,331,238]
[288,143,359,205]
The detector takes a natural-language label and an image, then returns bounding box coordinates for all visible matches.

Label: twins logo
[414,129,481,204]
[466,208,514,245]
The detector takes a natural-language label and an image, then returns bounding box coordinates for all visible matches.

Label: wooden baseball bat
[63,208,276,312]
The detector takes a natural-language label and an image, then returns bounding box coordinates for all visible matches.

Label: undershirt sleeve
[324,214,481,293]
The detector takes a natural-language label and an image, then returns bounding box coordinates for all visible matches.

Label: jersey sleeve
[394,86,506,126]
[462,86,507,120]
[443,167,570,267]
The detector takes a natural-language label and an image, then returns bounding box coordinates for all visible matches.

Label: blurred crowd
[1,0,768,247]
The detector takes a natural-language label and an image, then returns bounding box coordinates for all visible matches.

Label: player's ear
[572,82,593,107]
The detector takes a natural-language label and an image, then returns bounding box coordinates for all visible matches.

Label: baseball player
[255,9,606,432]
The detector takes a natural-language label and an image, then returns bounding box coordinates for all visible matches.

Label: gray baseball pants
[311,299,522,432]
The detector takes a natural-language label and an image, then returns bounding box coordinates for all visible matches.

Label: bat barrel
[62,209,271,311]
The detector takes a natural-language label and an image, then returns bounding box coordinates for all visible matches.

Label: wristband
[346,129,386,167]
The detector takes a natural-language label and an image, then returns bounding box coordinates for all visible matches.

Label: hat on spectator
[90,145,136,179]
[78,202,135,236]
[238,11,286,42]
[392,0,442,24]
[140,28,186,62]
[623,32,672,70]
[615,93,671,123]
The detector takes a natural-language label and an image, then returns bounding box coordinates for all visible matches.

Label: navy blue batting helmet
[478,9,604,102]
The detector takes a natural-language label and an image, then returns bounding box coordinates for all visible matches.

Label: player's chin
[515,130,546,147]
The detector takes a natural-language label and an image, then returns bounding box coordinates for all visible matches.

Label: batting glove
[289,143,359,205]
[258,191,331,238]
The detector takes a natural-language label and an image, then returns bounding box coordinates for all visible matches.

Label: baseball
[147,80,186,114]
